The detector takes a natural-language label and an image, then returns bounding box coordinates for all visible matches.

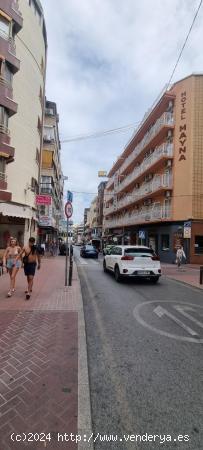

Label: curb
[75,263,94,450]
[164,274,203,292]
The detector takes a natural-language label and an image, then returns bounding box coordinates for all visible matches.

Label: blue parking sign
[67,191,73,202]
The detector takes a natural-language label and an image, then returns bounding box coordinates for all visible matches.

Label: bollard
[200,266,203,284]
[68,255,73,286]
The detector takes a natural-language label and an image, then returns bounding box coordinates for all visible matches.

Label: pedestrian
[176,245,186,268]
[3,237,22,297]
[16,237,41,300]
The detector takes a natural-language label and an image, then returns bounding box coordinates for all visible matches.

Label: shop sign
[173,231,183,250]
[36,195,52,205]
[184,221,191,239]
[38,215,52,227]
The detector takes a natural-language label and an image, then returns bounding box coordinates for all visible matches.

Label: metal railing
[105,203,171,228]
[104,172,172,215]
[0,172,7,182]
[0,124,10,135]
[106,112,174,190]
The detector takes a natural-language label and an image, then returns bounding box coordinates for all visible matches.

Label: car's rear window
[85,245,96,250]
[124,247,154,257]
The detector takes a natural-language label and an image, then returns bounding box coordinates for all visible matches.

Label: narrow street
[75,248,203,449]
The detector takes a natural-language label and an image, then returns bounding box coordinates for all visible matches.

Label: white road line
[174,305,203,329]
[154,305,198,336]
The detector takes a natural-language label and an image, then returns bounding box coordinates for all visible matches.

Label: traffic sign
[65,201,73,219]
[139,230,145,239]
[67,191,73,202]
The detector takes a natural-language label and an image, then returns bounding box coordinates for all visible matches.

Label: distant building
[104,74,203,263]
[38,100,64,243]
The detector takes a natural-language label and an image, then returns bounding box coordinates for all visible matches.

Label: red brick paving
[162,263,203,289]
[0,257,78,449]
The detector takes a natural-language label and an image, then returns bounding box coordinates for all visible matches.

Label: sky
[41,0,203,224]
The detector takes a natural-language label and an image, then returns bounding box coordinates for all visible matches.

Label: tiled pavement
[0,257,83,450]
[162,263,203,290]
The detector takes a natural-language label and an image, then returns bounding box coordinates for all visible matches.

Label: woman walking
[176,245,186,268]
[3,237,22,297]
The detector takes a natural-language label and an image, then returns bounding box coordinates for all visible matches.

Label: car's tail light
[121,255,134,260]
[151,256,160,261]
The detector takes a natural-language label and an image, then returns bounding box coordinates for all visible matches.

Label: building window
[161,234,170,251]
[0,106,9,130]
[35,148,40,165]
[4,63,13,84]
[0,156,5,174]
[194,236,203,254]
[0,16,10,39]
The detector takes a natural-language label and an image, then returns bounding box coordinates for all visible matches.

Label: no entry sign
[65,201,73,219]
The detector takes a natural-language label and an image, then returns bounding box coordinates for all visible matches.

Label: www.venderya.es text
[10,432,190,444]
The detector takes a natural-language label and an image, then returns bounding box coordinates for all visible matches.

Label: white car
[103,245,161,283]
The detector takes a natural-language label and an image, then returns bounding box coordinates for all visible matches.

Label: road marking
[133,301,203,343]
[154,305,198,336]
[174,305,203,329]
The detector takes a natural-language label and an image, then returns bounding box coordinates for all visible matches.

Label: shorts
[24,262,37,276]
[6,259,21,270]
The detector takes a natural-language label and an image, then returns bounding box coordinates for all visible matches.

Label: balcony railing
[105,202,171,228]
[106,143,173,200]
[0,124,10,135]
[104,172,172,215]
[0,172,7,182]
[106,112,174,190]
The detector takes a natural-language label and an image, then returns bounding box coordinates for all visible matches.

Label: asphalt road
[74,247,203,450]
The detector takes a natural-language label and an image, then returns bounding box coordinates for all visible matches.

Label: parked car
[103,245,161,283]
[103,244,115,255]
[80,245,98,259]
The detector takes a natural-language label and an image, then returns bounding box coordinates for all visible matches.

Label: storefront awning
[0,203,37,220]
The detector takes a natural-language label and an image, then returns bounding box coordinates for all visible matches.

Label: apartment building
[0,0,47,247]
[0,0,23,246]
[38,100,64,243]
[104,74,203,263]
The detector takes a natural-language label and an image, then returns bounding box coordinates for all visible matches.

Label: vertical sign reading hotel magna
[179,91,187,161]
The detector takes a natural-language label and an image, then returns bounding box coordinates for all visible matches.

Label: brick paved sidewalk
[162,263,203,290]
[0,257,92,450]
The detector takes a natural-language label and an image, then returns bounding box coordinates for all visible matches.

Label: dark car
[80,245,98,259]
[59,242,73,256]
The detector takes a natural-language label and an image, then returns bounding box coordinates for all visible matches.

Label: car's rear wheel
[114,265,121,282]
[150,276,159,284]
[103,260,107,272]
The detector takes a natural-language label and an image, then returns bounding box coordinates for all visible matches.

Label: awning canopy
[0,203,37,220]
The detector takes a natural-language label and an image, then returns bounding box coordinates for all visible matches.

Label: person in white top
[176,245,186,268]
[3,237,22,297]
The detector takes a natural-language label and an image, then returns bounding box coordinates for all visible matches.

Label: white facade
[6,0,47,243]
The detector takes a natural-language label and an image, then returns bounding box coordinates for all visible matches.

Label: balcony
[0,31,20,73]
[106,143,173,201]
[105,172,173,215]
[106,112,174,190]
[105,202,171,228]
[0,77,18,115]
[0,1,23,32]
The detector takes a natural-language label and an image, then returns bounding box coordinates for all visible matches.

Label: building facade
[104,74,203,263]
[38,100,64,243]
[0,0,47,248]
[0,0,23,246]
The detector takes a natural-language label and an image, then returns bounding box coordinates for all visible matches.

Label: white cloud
[41,0,203,222]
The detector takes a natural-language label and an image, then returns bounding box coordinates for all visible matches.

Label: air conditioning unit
[165,190,172,198]
[165,160,172,168]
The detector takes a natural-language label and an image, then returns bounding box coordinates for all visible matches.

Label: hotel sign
[178,91,187,162]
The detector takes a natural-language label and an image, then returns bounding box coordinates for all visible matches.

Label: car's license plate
[138,271,150,275]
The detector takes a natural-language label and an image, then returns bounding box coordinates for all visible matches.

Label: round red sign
[65,201,73,218]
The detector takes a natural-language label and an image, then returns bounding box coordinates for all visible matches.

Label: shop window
[194,236,203,254]
[161,234,170,251]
